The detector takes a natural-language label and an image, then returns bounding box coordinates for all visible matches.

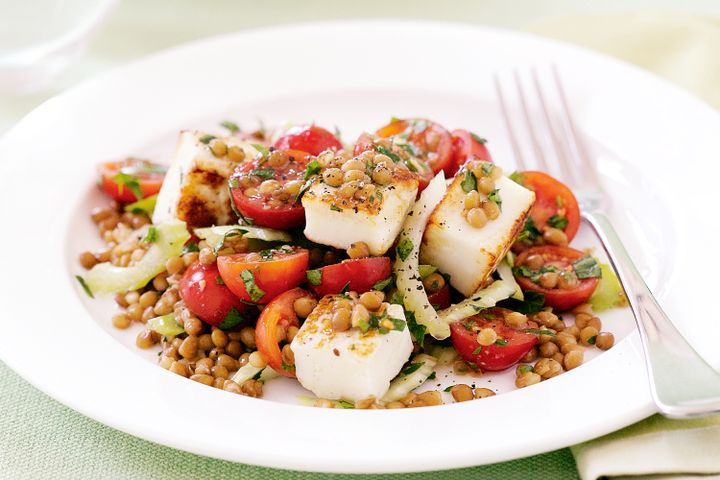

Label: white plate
[0,21,718,474]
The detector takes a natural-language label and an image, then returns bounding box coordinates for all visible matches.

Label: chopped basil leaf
[495,338,508,346]
[372,276,394,291]
[573,256,602,279]
[481,162,494,176]
[338,400,355,409]
[294,178,315,203]
[406,310,426,344]
[252,143,269,157]
[112,172,143,200]
[340,281,351,294]
[252,369,263,380]
[471,345,483,355]
[215,275,225,285]
[330,204,343,212]
[427,371,437,380]
[547,214,569,230]
[219,307,243,330]
[75,275,94,298]
[498,291,545,314]
[516,216,541,244]
[488,188,502,209]
[306,269,322,286]
[240,270,265,302]
[509,171,526,185]
[471,132,488,144]
[182,242,200,254]
[390,290,404,306]
[517,365,533,374]
[124,194,157,216]
[401,361,424,376]
[443,385,455,392]
[144,226,158,243]
[396,238,413,261]
[304,159,321,180]
[220,120,239,133]
[199,134,216,144]
[398,143,418,157]
[390,317,406,331]
[523,328,556,336]
[588,335,597,345]
[373,145,402,163]
[250,168,275,179]
[418,264,438,279]
[461,170,477,193]
[358,317,370,333]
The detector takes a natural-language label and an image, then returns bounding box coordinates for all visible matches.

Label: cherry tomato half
[217,246,309,304]
[273,125,343,155]
[450,308,538,371]
[375,118,453,175]
[449,129,493,177]
[98,158,167,203]
[179,261,247,327]
[514,171,581,245]
[256,288,313,377]
[309,257,392,297]
[514,246,600,311]
[229,149,310,230]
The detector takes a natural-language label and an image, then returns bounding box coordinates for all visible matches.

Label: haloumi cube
[420,174,534,296]
[291,299,413,401]
[302,174,418,256]
[152,131,259,228]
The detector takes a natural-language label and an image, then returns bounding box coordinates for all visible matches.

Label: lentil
[169,361,189,377]
[450,384,474,402]
[595,332,615,350]
[564,349,584,370]
[422,273,445,293]
[466,208,488,228]
[293,296,317,318]
[473,388,496,399]
[516,371,542,388]
[543,228,568,246]
[347,241,370,259]
[136,330,156,349]
[112,312,131,329]
[190,373,214,386]
[579,326,599,346]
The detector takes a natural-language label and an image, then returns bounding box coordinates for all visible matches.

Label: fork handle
[583,211,720,418]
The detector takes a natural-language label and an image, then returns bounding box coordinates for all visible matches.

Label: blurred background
[1,0,719,134]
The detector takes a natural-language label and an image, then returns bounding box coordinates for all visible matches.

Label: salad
[77,119,627,408]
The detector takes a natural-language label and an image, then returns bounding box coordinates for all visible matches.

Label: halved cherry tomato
[515,171,581,245]
[273,125,343,155]
[375,118,453,175]
[450,308,538,371]
[179,261,247,327]
[514,246,600,311]
[217,246,309,304]
[427,283,451,310]
[449,129,493,177]
[229,149,310,230]
[353,132,434,191]
[256,288,313,377]
[98,158,166,203]
[309,257,391,297]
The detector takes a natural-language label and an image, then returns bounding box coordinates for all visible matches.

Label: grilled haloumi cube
[420,173,534,297]
[152,131,259,228]
[302,162,418,256]
[291,298,413,402]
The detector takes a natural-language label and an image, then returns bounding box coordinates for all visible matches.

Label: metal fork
[495,66,720,418]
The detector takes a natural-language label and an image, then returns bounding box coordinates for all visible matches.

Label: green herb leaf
[390,290,404,306]
[182,242,200,254]
[358,317,370,333]
[396,238,413,261]
[337,400,355,409]
[427,371,437,380]
[124,194,157,216]
[212,228,245,255]
[306,269,322,286]
[250,168,275,179]
[418,264,438,279]
[340,281,351,294]
[461,170,477,193]
[215,275,225,285]
[144,226,158,243]
[523,328,556,336]
[516,217,541,244]
[509,171,526,185]
[390,317,406,331]
[443,385,455,392]
[471,132,488,144]
[471,345,483,355]
[373,145,402,163]
[573,256,602,279]
[405,310,426,344]
[240,270,265,302]
[547,214,569,230]
[294,178,315,203]
[252,143,269,158]
[330,204,343,212]
[220,120,240,133]
[75,275,94,298]
[199,134,216,144]
[281,363,295,372]
[495,338,508,346]
[481,162,494,176]
[401,361,424,376]
[252,369,263,380]
[219,307,244,330]
[488,188,502,209]
[517,364,533,374]
[498,291,545,314]
[372,276,394,291]
[303,159,321,180]
[112,172,144,200]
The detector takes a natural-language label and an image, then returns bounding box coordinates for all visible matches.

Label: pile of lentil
[461,160,504,229]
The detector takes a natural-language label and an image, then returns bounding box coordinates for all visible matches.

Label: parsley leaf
[495,338,508,346]
[144,226,158,243]
[573,256,602,279]
[517,217,541,244]
[588,335,597,345]
[337,400,355,409]
[488,188,502,209]
[340,281,351,294]
[481,162,494,177]
[390,290,404,306]
[75,275,94,298]
[443,385,456,392]
[220,120,240,133]
[182,242,200,254]
[401,362,424,376]
[471,132,488,144]
[471,346,483,355]
[373,145,402,163]
[372,276,394,291]
[252,143,269,158]
[199,134,216,144]
[498,291,545,314]
[219,307,244,330]
[523,328,556,336]
[112,172,143,200]
[390,317,406,332]
[330,204,343,212]
[509,171,526,185]
[250,168,275,179]
[517,364,533,374]
[396,238,413,261]
[547,214,569,230]
[405,310,426,344]
[306,269,322,286]
[240,270,265,302]
[303,159,321,180]
[461,170,477,193]
[215,275,225,285]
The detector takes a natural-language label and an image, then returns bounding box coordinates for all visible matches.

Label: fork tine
[530,67,579,186]
[550,65,601,187]
[493,74,527,171]
[512,70,550,173]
